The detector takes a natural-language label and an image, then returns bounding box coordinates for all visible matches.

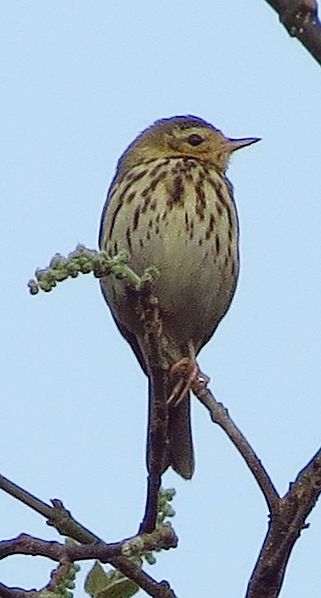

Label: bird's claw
[168,358,210,405]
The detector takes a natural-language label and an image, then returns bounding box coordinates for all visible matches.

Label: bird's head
[117,115,260,175]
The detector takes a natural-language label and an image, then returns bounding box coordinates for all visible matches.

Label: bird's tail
[147,376,194,480]
[167,392,194,479]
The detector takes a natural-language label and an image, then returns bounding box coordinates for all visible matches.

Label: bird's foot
[168,358,210,405]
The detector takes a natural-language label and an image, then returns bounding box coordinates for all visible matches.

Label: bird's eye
[186,134,204,146]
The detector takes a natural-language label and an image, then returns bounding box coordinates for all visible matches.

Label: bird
[99,115,259,479]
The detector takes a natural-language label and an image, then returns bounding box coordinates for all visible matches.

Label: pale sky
[1,2,321,597]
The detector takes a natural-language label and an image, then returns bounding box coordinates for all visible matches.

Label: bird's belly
[142,217,236,350]
[103,191,239,355]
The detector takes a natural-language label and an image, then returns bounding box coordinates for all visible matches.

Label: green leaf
[85,561,139,598]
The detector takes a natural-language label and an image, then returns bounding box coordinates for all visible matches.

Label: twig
[264,0,321,65]
[0,473,177,598]
[0,526,177,563]
[0,474,52,519]
[193,383,280,513]
[193,380,321,597]
[28,246,166,535]
[0,584,31,598]
[27,244,321,596]
[137,290,169,534]
[0,476,101,543]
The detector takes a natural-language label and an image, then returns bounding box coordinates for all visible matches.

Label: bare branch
[26,244,321,596]
[193,382,280,512]
[0,475,52,520]
[191,379,321,598]
[136,289,168,534]
[0,584,33,598]
[246,448,321,598]
[0,473,177,598]
[0,527,176,563]
[264,0,321,65]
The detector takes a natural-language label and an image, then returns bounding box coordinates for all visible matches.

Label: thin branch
[0,535,66,561]
[0,473,177,598]
[264,0,321,65]
[0,584,32,598]
[0,476,101,543]
[191,380,321,598]
[26,244,321,597]
[193,382,280,513]
[0,526,177,563]
[0,474,52,519]
[135,288,170,534]
[0,561,175,598]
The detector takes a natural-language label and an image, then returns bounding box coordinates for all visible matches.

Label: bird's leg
[168,357,210,405]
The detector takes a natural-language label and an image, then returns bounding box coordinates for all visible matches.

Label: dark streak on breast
[131,169,148,183]
[206,174,234,228]
[170,175,184,206]
[142,186,151,197]
[108,186,118,201]
[133,205,141,231]
[118,169,148,203]
[118,183,132,203]
[152,170,167,188]
[189,219,194,240]
[109,200,123,238]
[150,199,157,211]
[205,213,216,240]
[215,234,220,255]
[141,171,166,211]
[142,194,152,213]
[149,160,169,177]
[195,173,207,219]
[126,226,132,251]
[126,190,136,203]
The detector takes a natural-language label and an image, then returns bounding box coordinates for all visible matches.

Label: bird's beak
[224,136,261,153]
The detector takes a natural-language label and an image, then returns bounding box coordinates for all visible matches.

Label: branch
[138,290,170,534]
[27,245,321,596]
[28,246,168,537]
[192,380,321,598]
[0,527,176,564]
[264,0,321,65]
[246,448,321,598]
[192,383,279,513]
[0,473,177,598]
[0,584,31,598]
[0,475,101,543]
